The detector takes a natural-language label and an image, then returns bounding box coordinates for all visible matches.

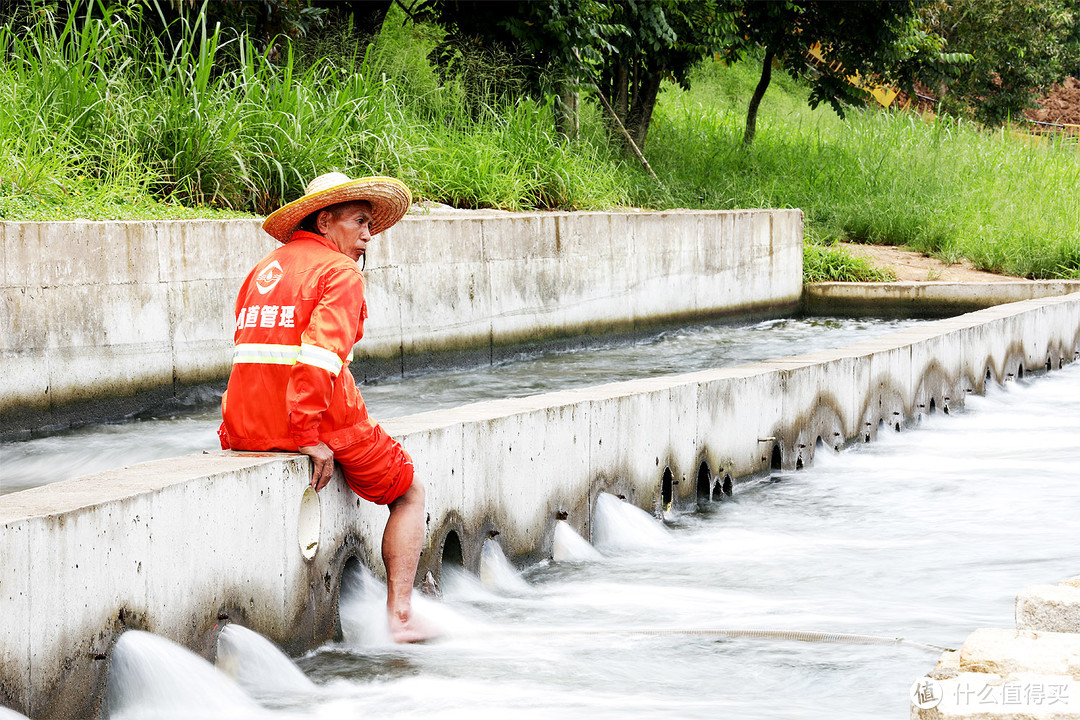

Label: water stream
[0,316,920,494]
[99,362,1080,719]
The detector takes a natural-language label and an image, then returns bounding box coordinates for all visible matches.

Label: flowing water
[215,625,316,701]
[105,631,260,720]
[0,316,921,494]
[99,362,1080,720]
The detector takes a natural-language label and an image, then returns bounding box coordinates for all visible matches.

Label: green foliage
[593,0,735,148]
[914,0,1080,125]
[415,0,736,148]
[0,1,634,216]
[803,240,898,282]
[723,0,928,144]
[646,58,1080,279]
[2,3,1078,283]
[406,97,631,210]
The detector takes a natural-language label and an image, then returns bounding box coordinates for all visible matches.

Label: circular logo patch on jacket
[255,260,284,295]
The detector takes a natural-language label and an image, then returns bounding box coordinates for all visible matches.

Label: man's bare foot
[388,608,441,644]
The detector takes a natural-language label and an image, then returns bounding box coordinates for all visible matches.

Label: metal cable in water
[574,627,954,653]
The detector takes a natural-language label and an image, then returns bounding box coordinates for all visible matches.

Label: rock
[913,629,1080,718]
[1017,583,1080,633]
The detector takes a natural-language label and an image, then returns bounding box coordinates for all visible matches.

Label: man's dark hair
[297,200,370,234]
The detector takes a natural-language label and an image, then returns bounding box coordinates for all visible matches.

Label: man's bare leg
[383,479,435,642]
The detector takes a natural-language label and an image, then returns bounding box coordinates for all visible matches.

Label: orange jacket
[220,231,376,451]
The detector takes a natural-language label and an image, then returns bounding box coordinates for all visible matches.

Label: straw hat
[262,172,412,243]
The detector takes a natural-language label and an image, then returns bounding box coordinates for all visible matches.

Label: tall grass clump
[803,240,898,282]
[2,1,411,213]
[0,1,634,218]
[0,4,163,217]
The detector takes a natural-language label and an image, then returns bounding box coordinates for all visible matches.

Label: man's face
[318,201,373,262]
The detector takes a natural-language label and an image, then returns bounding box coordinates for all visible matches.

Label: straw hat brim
[262,176,412,243]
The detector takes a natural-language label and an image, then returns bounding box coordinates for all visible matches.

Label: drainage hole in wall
[442,531,465,572]
[661,468,674,512]
[696,462,711,503]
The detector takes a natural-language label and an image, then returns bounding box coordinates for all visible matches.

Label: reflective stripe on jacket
[221,231,374,451]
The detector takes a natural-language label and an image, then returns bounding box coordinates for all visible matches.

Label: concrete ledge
[4,292,1080,718]
[1018,581,1080,633]
[1,209,803,436]
[804,281,1080,318]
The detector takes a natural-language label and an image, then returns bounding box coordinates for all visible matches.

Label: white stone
[1017,584,1080,633]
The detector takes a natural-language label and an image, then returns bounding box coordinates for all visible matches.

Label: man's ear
[316,209,332,233]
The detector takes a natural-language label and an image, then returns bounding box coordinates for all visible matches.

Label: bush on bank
[1,4,1077,279]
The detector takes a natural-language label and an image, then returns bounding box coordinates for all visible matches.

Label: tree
[412,0,616,138]
[413,0,734,153]
[723,1,926,144]
[915,0,1080,125]
[594,1,733,151]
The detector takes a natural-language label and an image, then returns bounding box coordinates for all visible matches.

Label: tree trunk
[555,81,579,141]
[614,62,630,119]
[599,62,631,148]
[744,49,775,146]
[628,71,663,149]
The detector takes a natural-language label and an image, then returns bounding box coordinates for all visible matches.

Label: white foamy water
[592,491,672,551]
[338,564,479,647]
[0,707,29,720]
[479,539,532,594]
[106,630,262,720]
[216,624,316,699]
[552,520,603,562]
[1,317,920,494]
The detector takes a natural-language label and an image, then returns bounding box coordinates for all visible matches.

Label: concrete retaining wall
[803,280,1080,317]
[4,292,1080,719]
[0,209,802,436]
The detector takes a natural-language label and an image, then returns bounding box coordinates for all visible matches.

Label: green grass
[646,60,1080,279]
[2,4,1078,279]
[803,240,898,283]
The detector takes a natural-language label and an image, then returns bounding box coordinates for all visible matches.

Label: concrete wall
[3,291,1079,719]
[804,280,1080,317]
[0,209,803,436]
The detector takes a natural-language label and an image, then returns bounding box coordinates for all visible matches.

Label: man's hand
[299,442,335,492]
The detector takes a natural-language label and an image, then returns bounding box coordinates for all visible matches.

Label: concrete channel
[0,209,801,438]
[2,213,1080,719]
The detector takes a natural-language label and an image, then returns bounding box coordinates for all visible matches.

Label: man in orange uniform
[219,173,432,643]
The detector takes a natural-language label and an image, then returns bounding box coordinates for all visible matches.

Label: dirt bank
[840,243,1029,283]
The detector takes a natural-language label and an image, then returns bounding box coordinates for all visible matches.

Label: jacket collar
[288,229,339,253]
